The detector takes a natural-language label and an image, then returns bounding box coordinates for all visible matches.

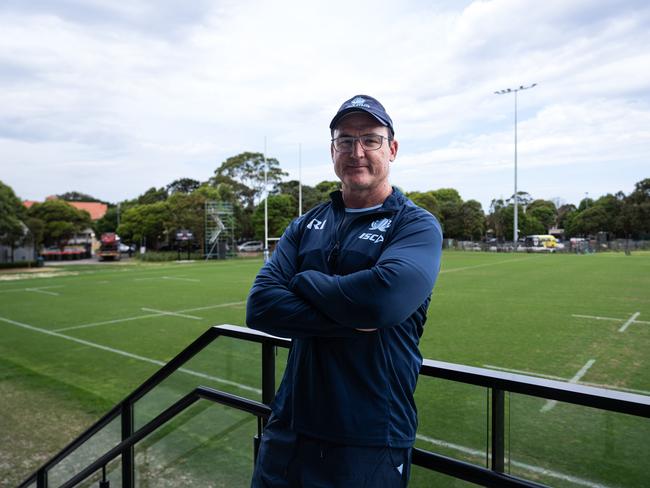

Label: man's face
[331,112,398,193]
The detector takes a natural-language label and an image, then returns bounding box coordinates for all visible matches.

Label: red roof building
[23,198,108,221]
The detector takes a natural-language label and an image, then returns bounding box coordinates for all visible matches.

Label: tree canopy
[27,199,92,249]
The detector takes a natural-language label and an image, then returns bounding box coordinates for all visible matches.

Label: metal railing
[19,324,650,488]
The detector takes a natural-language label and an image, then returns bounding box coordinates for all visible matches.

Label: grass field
[1,251,649,487]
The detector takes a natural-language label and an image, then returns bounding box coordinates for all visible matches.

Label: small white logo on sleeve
[369,218,391,232]
[307,218,326,230]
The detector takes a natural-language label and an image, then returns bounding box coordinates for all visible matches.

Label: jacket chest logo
[358,232,384,243]
[358,218,391,244]
[307,218,327,230]
[369,218,391,232]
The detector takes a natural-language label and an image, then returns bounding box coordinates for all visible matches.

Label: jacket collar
[329,186,405,212]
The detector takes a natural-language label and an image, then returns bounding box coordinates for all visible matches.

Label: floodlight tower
[494,83,537,244]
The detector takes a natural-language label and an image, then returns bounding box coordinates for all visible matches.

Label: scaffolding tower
[204,201,234,259]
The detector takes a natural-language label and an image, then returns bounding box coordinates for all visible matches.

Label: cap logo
[350,97,370,108]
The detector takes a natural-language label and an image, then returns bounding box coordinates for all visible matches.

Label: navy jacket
[246,188,442,447]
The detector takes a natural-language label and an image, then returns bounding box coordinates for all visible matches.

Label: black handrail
[18,324,650,488]
[58,387,271,488]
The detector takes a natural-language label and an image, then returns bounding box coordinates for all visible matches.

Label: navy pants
[251,415,411,487]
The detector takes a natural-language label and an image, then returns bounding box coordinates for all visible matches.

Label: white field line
[416,433,614,488]
[0,316,261,395]
[483,364,650,396]
[53,301,246,332]
[483,364,567,382]
[0,285,64,295]
[134,276,200,283]
[55,313,166,332]
[572,313,650,326]
[25,288,60,296]
[619,312,640,333]
[439,257,534,275]
[141,308,202,320]
[541,360,596,413]
[176,301,247,313]
[572,314,623,323]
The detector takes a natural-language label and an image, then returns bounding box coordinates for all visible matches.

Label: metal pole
[494,83,537,246]
[120,402,134,488]
[491,388,505,473]
[514,90,518,244]
[263,137,269,263]
[298,143,303,217]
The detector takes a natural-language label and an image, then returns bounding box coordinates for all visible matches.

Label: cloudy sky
[1,0,649,211]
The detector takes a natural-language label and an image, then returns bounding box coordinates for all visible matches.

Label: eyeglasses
[331,134,391,152]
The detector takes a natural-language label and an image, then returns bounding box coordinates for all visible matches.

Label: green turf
[1,252,648,487]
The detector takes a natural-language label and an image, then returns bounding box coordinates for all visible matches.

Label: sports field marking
[483,364,650,396]
[416,433,612,488]
[54,312,169,332]
[140,308,203,320]
[0,316,261,395]
[0,285,64,296]
[541,359,596,413]
[175,301,247,313]
[134,276,200,283]
[619,312,640,333]
[572,312,648,332]
[53,301,247,332]
[439,257,535,275]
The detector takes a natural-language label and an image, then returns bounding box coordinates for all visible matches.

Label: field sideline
[1,251,649,487]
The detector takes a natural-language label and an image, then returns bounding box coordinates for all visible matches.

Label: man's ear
[390,138,399,161]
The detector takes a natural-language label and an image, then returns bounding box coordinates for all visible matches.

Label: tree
[0,180,28,261]
[94,206,119,236]
[213,152,287,208]
[137,187,168,205]
[566,206,610,236]
[117,202,168,249]
[406,191,440,217]
[557,204,577,230]
[166,178,201,195]
[527,199,557,232]
[431,188,462,206]
[273,180,324,214]
[56,191,102,202]
[487,198,507,239]
[252,194,296,240]
[165,192,206,252]
[27,200,92,249]
[314,180,341,198]
[459,200,486,240]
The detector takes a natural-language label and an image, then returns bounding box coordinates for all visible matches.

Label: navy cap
[329,95,394,136]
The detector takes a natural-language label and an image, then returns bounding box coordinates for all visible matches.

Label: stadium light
[494,83,537,244]
[263,137,269,263]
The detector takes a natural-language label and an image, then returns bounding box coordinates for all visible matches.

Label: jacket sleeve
[246,217,360,339]
[289,210,442,329]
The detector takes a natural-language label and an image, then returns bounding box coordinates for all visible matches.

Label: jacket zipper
[327,207,394,273]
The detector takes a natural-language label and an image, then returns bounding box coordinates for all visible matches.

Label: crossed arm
[246,212,442,339]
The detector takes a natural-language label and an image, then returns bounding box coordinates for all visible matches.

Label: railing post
[255,341,276,465]
[36,467,47,488]
[491,388,505,473]
[121,402,134,488]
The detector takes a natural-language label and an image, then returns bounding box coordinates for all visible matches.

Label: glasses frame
[330,134,392,153]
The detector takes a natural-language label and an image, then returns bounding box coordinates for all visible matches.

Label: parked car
[119,243,135,253]
[237,241,264,252]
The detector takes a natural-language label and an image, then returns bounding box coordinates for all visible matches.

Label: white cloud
[1,0,648,209]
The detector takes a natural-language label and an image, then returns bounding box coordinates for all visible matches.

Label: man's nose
[351,138,365,158]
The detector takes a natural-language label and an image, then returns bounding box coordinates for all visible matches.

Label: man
[247,94,442,487]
